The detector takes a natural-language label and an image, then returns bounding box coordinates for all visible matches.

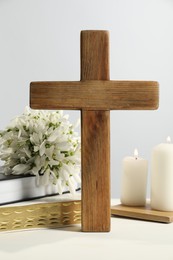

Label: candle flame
[134,148,138,159]
[167,136,171,143]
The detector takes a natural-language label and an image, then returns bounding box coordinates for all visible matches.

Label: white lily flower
[68,178,76,195]
[12,164,31,175]
[39,140,46,156]
[57,180,63,195]
[34,146,39,152]
[32,166,40,176]
[45,146,54,159]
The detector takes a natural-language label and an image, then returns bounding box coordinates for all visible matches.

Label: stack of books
[0,170,81,232]
[0,193,81,232]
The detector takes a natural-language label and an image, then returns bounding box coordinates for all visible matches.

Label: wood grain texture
[81,31,110,232]
[81,30,109,80]
[82,111,110,231]
[30,80,159,110]
[111,203,173,223]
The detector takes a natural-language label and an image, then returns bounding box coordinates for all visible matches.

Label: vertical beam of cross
[81,31,110,232]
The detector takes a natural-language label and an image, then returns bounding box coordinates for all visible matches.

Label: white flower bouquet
[0,107,81,194]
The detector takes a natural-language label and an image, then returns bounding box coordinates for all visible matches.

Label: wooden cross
[30,30,159,232]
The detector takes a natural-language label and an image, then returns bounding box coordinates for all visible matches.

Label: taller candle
[151,137,173,211]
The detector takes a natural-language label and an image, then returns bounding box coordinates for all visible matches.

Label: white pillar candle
[151,136,173,211]
[120,149,148,206]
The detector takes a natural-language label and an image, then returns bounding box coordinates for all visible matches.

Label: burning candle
[151,136,173,211]
[120,149,148,206]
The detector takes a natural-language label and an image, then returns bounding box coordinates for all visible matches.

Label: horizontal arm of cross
[30,80,159,110]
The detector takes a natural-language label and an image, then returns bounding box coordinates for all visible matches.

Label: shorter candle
[120,149,148,206]
[151,136,173,211]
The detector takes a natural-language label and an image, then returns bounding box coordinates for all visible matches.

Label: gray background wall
[0,0,173,198]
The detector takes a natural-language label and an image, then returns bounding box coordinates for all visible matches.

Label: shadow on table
[0,225,81,253]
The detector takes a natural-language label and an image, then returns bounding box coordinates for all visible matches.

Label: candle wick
[134,148,138,160]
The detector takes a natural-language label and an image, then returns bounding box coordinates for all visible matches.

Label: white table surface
[0,199,173,260]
